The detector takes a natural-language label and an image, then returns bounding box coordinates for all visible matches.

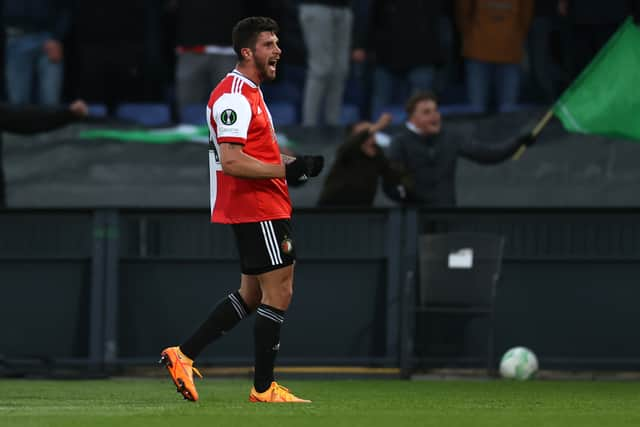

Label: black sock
[253,304,285,392]
[180,291,250,359]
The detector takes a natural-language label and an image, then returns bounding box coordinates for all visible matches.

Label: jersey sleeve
[212,92,252,144]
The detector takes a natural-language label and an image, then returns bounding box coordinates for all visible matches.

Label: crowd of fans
[1,0,638,124]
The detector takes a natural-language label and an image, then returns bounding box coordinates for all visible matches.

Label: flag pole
[531,108,554,137]
[512,108,554,160]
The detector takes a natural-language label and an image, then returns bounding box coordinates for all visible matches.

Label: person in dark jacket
[388,92,535,207]
[352,0,447,116]
[0,100,88,208]
[318,112,409,206]
[72,0,165,110]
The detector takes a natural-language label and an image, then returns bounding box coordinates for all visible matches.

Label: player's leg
[180,274,260,359]
[249,265,310,403]
[245,219,310,403]
[238,273,263,310]
[253,264,293,391]
[160,275,260,401]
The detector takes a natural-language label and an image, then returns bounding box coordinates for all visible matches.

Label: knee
[239,287,262,312]
[332,68,349,83]
[262,280,293,310]
[334,56,350,79]
[279,285,293,304]
[272,283,293,307]
[307,65,332,81]
[244,294,262,313]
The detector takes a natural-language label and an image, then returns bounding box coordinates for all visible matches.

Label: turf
[1,378,640,427]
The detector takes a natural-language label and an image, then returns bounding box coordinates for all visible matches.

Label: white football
[499,346,539,380]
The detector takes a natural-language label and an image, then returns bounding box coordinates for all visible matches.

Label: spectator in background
[353,0,447,117]
[173,0,250,112]
[298,0,353,126]
[433,1,458,97]
[0,100,88,208]
[527,1,569,104]
[388,92,534,207]
[71,0,166,112]
[3,0,70,105]
[317,113,410,206]
[346,0,374,119]
[456,0,534,113]
[565,0,640,80]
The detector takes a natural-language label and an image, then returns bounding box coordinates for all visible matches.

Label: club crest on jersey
[221,109,237,125]
[281,236,293,254]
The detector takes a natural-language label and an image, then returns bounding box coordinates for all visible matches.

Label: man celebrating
[317,113,411,206]
[389,92,535,206]
[160,17,322,403]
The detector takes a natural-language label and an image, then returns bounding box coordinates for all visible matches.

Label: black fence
[1,208,640,375]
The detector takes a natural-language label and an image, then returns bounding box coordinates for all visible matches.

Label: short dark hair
[232,16,279,60]
[405,91,438,116]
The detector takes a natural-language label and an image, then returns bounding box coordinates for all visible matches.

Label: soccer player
[160,17,323,403]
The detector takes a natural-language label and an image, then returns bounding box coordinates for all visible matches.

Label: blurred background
[1,0,640,379]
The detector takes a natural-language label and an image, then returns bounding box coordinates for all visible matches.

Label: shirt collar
[405,121,424,135]
[229,69,258,88]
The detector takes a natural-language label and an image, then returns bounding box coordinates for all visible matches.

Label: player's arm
[280,152,324,186]
[219,142,285,179]
[212,93,322,181]
[213,93,284,179]
[221,145,323,182]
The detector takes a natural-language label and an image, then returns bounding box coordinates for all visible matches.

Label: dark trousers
[74,44,163,112]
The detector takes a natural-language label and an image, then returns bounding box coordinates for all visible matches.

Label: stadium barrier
[1,208,640,376]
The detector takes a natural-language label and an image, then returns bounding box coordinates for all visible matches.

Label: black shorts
[231,219,296,275]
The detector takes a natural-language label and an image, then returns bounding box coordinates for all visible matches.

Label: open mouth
[268,58,278,72]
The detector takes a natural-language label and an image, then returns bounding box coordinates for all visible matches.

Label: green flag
[80,124,209,144]
[79,124,298,149]
[553,17,640,141]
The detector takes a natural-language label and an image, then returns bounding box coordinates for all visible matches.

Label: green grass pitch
[2,378,640,427]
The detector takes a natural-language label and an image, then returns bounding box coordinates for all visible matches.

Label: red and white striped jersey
[206,70,291,224]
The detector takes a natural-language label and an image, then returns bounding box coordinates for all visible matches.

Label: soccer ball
[499,346,539,380]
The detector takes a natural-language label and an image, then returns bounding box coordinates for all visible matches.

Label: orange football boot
[159,346,202,401]
[249,381,311,403]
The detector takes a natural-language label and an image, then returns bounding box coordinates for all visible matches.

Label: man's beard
[255,56,275,82]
